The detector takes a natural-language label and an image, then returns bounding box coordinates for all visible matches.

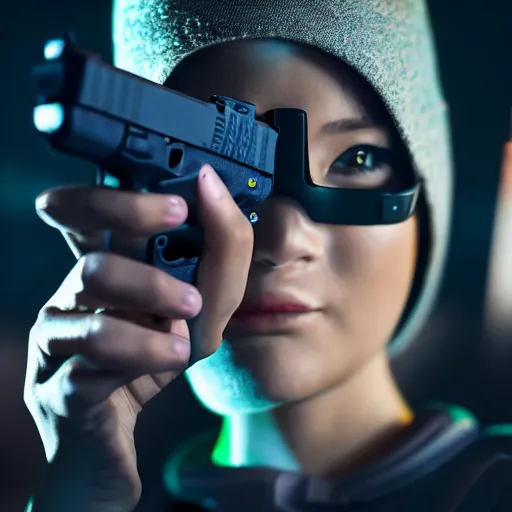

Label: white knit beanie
[112,0,454,356]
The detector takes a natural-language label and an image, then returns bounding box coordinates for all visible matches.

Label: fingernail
[200,165,224,200]
[163,196,185,224]
[182,288,200,310]
[172,338,190,358]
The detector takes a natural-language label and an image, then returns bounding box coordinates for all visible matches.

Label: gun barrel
[79,58,218,150]
[32,41,277,174]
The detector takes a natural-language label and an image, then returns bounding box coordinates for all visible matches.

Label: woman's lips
[229,310,319,333]
[235,293,317,314]
[236,303,312,314]
[231,294,320,333]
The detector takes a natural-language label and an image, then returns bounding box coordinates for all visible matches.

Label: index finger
[36,185,188,236]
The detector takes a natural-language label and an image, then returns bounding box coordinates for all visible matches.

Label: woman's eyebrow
[320,116,381,135]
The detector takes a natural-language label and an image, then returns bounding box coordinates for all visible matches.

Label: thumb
[191,164,253,360]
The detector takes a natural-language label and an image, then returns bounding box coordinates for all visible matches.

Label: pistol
[32,35,303,285]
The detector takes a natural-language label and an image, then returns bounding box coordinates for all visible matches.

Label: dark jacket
[135,406,512,511]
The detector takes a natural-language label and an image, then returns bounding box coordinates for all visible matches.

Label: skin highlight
[165,39,419,477]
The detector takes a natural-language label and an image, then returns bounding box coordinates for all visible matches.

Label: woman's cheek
[327,218,418,339]
[340,218,418,282]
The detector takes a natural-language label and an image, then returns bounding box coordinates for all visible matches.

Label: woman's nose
[252,196,325,269]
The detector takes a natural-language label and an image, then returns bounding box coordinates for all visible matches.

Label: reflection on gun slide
[31,35,296,285]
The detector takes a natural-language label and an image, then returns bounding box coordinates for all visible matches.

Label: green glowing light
[484,424,512,437]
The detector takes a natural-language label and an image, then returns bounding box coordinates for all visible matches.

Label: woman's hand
[24,165,253,512]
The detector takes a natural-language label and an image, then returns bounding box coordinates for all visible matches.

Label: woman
[24,1,512,511]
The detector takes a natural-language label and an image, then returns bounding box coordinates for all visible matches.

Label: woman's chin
[185,336,344,415]
[185,364,282,415]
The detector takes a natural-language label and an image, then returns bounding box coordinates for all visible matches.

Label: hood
[112,0,454,356]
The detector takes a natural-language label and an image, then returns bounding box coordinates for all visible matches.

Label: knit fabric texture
[112,0,454,356]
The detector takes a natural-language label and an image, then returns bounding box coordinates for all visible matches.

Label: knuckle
[23,379,35,408]
[24,381,49,422]
[23,391,41,423]
[82,314,113,361]
[28,317,43,342]
[29,311,50,351]
[35,188,58,215]
[80,252,111,291]
[35,190,63,228]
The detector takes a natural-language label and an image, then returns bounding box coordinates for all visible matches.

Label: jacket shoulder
[439,424,512,511]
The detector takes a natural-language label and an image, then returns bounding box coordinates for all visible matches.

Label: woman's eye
[354,149,374,169]
[330,145,392,174]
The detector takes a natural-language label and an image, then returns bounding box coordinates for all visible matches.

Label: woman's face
[167,39,418,414]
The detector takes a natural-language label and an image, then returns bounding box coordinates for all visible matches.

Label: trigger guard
[147,234,200,285]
